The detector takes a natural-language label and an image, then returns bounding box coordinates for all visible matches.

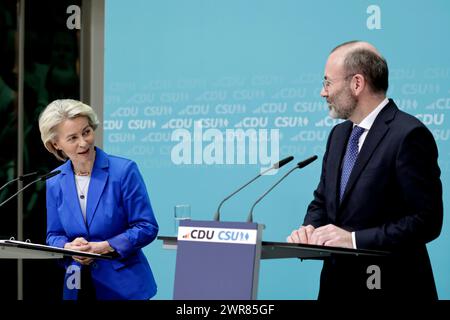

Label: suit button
[92,262,98,269]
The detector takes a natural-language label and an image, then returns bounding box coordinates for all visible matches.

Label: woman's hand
[64,237,94,265]
[87,241,114,255]
[64,237,90,251]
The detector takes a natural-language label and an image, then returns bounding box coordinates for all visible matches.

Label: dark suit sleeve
[303,126,336,228]
[356,126,443,249]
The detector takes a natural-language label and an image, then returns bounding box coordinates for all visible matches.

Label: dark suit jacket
[304,99,443,300]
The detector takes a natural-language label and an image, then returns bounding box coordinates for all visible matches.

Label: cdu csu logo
[181,227,254,243]
[191,229,215,240]
[218,231,250,242]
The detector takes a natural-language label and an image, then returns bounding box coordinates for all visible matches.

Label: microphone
[297,155,318,168]
[0,170,61,208]
[39,170,61,181]
[246,155,318,223]
[0,171,39,192]
[213,156,294,221]
[273,156,294,169]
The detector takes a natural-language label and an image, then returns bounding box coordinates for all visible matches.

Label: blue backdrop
[104,0,450,299]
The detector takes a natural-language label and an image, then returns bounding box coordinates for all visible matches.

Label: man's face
[320,52,357,120]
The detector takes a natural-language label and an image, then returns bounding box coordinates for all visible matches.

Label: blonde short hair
[38,99,99,161]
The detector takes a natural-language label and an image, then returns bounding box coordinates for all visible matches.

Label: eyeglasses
[322,74,355,90]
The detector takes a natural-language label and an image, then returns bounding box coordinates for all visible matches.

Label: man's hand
[309,224,353,248]
[287,225,315,244]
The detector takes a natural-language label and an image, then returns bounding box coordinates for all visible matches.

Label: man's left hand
[309,224,353,248]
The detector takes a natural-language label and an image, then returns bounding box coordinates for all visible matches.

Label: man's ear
[352,74,365,96]
[52,141,60,150]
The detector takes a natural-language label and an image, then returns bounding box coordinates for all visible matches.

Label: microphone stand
[213,156,294,221]
[247,166,299,223]
[246,155,318,223]
[0,171,61,208]
[213,169,267,221]
[0,172,38,193]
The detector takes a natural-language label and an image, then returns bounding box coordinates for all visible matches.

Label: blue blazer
[46,147,159,300]
[305,100,443,300]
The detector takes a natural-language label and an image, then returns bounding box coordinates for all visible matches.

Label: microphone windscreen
[297,155,318,169]
[274,156,294,169]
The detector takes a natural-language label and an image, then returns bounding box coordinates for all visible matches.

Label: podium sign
[173,220,263,300]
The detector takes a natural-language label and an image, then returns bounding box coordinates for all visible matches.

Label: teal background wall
[104,0,450,299]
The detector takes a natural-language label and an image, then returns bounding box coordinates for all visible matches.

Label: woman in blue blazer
[38,99,158,300]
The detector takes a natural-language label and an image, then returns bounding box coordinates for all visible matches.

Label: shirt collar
[355,97,389,130]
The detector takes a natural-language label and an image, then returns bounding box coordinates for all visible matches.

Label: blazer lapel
[59,161,87,233]
[340,101,397,206]
[86,148,109,228]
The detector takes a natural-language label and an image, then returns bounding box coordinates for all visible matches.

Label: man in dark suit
[287,41,443,300]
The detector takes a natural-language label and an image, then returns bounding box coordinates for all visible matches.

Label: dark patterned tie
[339,125,365,202]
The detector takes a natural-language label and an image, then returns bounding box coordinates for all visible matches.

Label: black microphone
[38,170,61,181]
[0,171,39,192]
[274,156,294,169]
[297,155,318,168]
[246,155,318,223]
[0,170,61,208]
[213,156,294,221]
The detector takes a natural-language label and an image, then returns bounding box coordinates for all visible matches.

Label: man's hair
[332,41,389,94]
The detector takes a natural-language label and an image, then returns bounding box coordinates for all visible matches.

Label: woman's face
[52,116,96,164]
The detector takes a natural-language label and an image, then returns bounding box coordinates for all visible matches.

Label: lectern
[0,239,110,260]
[159,220,388,300]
